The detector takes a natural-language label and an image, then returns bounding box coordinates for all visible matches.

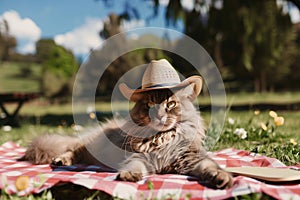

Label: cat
[19,83,233,189]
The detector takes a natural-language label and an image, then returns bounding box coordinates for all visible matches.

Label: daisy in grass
[234,128,247,139]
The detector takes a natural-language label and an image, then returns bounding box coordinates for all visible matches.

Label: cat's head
[129,83,200,132]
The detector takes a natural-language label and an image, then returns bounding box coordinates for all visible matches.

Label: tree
[210,0,296,92]
[36,39,78,98]
[0,19,17,61]
[76,13,166,98]
[287,22,300,90]
[97,0,299,92]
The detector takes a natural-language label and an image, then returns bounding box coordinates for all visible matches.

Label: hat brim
[119,75,202,102]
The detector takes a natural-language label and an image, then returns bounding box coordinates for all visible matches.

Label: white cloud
[181,0,194,11]
[55,17,146,56]
[0,10,41,41]
[278,1,300,24]
[121,19,145,31]
[0,10,41,54]
[290,6,300,23]
[159,0,169,7]
[20,42,36,54]
[54,18,103,56]
[120,19,152,42]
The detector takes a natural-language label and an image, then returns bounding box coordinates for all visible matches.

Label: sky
[0,0,300,57]
[0,0,186,56]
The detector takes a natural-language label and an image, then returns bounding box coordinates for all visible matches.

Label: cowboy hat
[118,59,202,102]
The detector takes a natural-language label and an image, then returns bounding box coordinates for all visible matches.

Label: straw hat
[119,59,202,102]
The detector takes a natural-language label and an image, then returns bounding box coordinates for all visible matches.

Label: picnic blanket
[0,141,299,199]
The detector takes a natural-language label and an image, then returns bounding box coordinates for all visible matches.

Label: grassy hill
[0,62,41,93]
[2,61,300,107]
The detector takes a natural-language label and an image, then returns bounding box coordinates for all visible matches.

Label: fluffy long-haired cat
[19,59,233,189]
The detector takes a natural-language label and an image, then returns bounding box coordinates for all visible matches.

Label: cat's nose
[148,107,164,122]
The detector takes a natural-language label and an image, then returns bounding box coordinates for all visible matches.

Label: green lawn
[0,62,41,93]
[212,110,300,166]
[198,91,300,106]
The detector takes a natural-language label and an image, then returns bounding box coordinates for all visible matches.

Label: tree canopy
[97,0,299,93]
[36,39,78,98]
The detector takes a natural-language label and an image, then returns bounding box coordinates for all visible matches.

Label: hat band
[143,82,180,89]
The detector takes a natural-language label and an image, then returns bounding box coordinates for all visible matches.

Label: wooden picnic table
[0,93,39,127]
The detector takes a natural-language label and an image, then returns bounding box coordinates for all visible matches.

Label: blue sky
[1,0,299,56]
[0,0,187,56]
[0,0,173,37]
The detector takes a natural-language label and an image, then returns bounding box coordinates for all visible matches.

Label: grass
[224,92,300,104]
[0,62,41,93]
[211,110,300,166]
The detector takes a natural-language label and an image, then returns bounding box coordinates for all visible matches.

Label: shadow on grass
[1,112,114,127]
[50,183,113,200]
[199,102,300,112]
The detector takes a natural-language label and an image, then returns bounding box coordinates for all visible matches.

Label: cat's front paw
[116,171,143,182]
[51,151,74,166]
[211,169,233,189]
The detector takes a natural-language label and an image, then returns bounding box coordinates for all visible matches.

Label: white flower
[228,117,235,125]
[234,128,247,139]
[86,106,95,114]
[0,113,7,119]
[2,125,12,132]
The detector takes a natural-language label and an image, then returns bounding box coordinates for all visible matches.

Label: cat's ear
[178,82,202,101]
[129,93,144,102]
[177,75,202,100]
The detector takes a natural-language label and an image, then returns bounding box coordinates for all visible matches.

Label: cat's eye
[166,101,176,109]
[147,102,155,108]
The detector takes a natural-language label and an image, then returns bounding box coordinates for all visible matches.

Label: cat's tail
[18,134,81,164]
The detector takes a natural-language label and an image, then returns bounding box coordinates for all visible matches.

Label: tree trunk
[214,34,223,69]
[260,70,267,92]
[254,77,260,93]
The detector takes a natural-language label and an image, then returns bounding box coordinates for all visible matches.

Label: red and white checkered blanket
[0,141,299,199]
